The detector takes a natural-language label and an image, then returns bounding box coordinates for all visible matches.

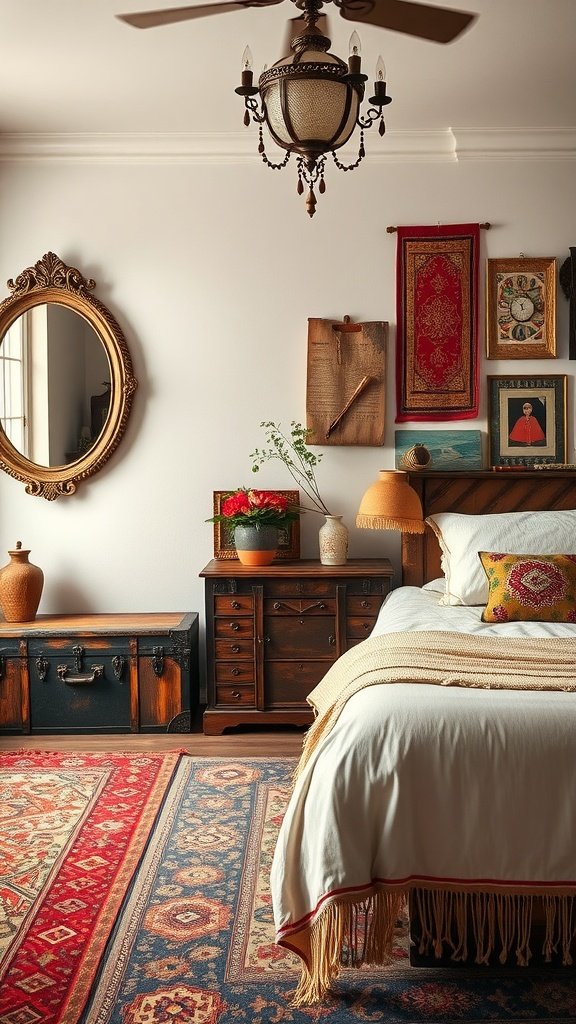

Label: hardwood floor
[1,708,306,757]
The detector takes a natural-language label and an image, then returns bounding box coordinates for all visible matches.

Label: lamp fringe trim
[289,889,576,1006]
[356,513,425,533]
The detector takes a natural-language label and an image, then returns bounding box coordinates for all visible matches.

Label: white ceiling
[2,0,575,136]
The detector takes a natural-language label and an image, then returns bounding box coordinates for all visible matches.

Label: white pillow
[421,577,446,594]
[426,510,576,606]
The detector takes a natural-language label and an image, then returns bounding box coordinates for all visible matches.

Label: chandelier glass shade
[236,17,391,217]
[260,48,360,155]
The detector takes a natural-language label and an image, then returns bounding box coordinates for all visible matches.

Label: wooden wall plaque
[306,316,387,446]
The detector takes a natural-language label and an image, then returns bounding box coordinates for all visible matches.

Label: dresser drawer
[214,595,254,615]
[347,616,379,639]
[215,638,254,660]
[265,617,337,658]
[215,684,256,707]
[266,661,330,705]
[215,662,255,684]
[265,580,336,598]
[264,598,336,616]
[214,618,254,640]
[347,595,386,616]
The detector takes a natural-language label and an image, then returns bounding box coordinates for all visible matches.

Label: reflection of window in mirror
[0,316,29,456]
[1,304,111,467]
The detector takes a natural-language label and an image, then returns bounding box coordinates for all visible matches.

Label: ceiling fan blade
[281,13,329,55]
[117,0,282,29]
[338,0,476,43]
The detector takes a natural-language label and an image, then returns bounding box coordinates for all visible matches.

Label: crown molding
[0,130,454,163]
[0,128,574,163]
[452,127,576,160]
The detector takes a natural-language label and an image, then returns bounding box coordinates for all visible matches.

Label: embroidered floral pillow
[479,552,576,623]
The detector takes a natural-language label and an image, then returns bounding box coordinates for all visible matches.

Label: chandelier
[235,0,391,217]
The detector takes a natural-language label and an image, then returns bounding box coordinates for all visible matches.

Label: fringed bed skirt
[291,888,576,1006]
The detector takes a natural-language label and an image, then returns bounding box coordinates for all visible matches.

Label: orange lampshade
[356,469,425,534]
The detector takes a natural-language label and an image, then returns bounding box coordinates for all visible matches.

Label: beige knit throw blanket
[297,630,576,778]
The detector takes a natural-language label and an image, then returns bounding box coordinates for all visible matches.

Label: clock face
[496,271,545,344]
[510,295,535,322]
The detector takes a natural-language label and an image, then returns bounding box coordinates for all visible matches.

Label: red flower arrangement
[207,488,297,529]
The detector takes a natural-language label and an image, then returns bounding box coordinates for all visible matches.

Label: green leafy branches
[250,421,331,516]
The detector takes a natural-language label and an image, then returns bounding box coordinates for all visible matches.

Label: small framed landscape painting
[487,375,567,468]
[212,490,300,560]
[395,429,484,472]
[486,256,557,359]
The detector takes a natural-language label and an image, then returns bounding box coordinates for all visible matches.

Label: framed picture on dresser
[488,374,567,468]
[212,490,300,560]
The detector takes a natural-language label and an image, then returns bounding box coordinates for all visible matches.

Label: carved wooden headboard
[402,470,576,587]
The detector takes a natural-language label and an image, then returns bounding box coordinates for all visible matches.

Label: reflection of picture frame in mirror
[0,252,138,499]
[486,257,557,359]
[488,374,567,468]
[212,490,300,560]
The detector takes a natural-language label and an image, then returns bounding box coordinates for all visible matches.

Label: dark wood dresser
[200,559,393,735]
[0,612,198,734]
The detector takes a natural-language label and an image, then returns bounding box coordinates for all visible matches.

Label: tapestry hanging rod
[386,222,491,233]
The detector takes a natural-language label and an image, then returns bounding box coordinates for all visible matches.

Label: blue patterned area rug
[83,758,576,1024]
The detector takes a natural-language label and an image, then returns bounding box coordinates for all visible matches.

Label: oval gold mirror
[0,252,137,499]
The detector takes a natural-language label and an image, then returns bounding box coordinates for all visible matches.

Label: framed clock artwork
[486,256,557,359]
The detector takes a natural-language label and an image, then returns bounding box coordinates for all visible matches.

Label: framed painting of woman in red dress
[488,375,567,468]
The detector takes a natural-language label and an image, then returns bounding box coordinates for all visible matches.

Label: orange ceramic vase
[234,525,277,567]
[0,541,44,622]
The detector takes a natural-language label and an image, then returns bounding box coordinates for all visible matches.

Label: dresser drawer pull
[232,690,242,700]
[361,622,371,631]
[231,667,240,676]
[361,600,369,609]
[231,600,241,609]
[231,644,241,653]
[273,599,328,613]
[329,635,336,646]
[57,664,104,686]
[230,622,241,631]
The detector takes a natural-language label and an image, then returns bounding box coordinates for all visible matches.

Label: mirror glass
[0,252,137,499]
[1,304,112,467]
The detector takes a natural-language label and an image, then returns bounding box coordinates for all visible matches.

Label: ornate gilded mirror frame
[0,252,138,499]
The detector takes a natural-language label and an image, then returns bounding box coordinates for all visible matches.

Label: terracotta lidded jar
[0,541,44,622]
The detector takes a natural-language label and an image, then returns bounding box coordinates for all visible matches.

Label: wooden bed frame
[402,470,576,586]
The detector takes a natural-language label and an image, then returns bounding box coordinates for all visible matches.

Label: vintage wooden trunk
[0,612,198,734]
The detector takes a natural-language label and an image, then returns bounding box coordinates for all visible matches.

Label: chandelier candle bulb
[241,45,253,88]
[348,31,362,74]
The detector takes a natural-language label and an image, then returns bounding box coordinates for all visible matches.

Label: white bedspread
[271,586,576,974]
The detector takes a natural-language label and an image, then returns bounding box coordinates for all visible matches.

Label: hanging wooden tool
[306,315,387,446]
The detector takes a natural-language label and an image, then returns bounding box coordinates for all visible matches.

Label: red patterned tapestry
[0,749,183,1024]
[395,223,480,421]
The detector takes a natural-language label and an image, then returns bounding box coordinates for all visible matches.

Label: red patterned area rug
[0,749,183,1024]
[84,758,576,1024]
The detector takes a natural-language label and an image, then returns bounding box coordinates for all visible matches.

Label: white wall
[0,150,574,663]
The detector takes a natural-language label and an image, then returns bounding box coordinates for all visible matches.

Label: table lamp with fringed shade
[356,470,425,534]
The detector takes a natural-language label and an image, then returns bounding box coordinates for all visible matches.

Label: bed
[270,470,576,1004]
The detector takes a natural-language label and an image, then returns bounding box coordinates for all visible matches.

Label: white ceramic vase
[318,515,348,566]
